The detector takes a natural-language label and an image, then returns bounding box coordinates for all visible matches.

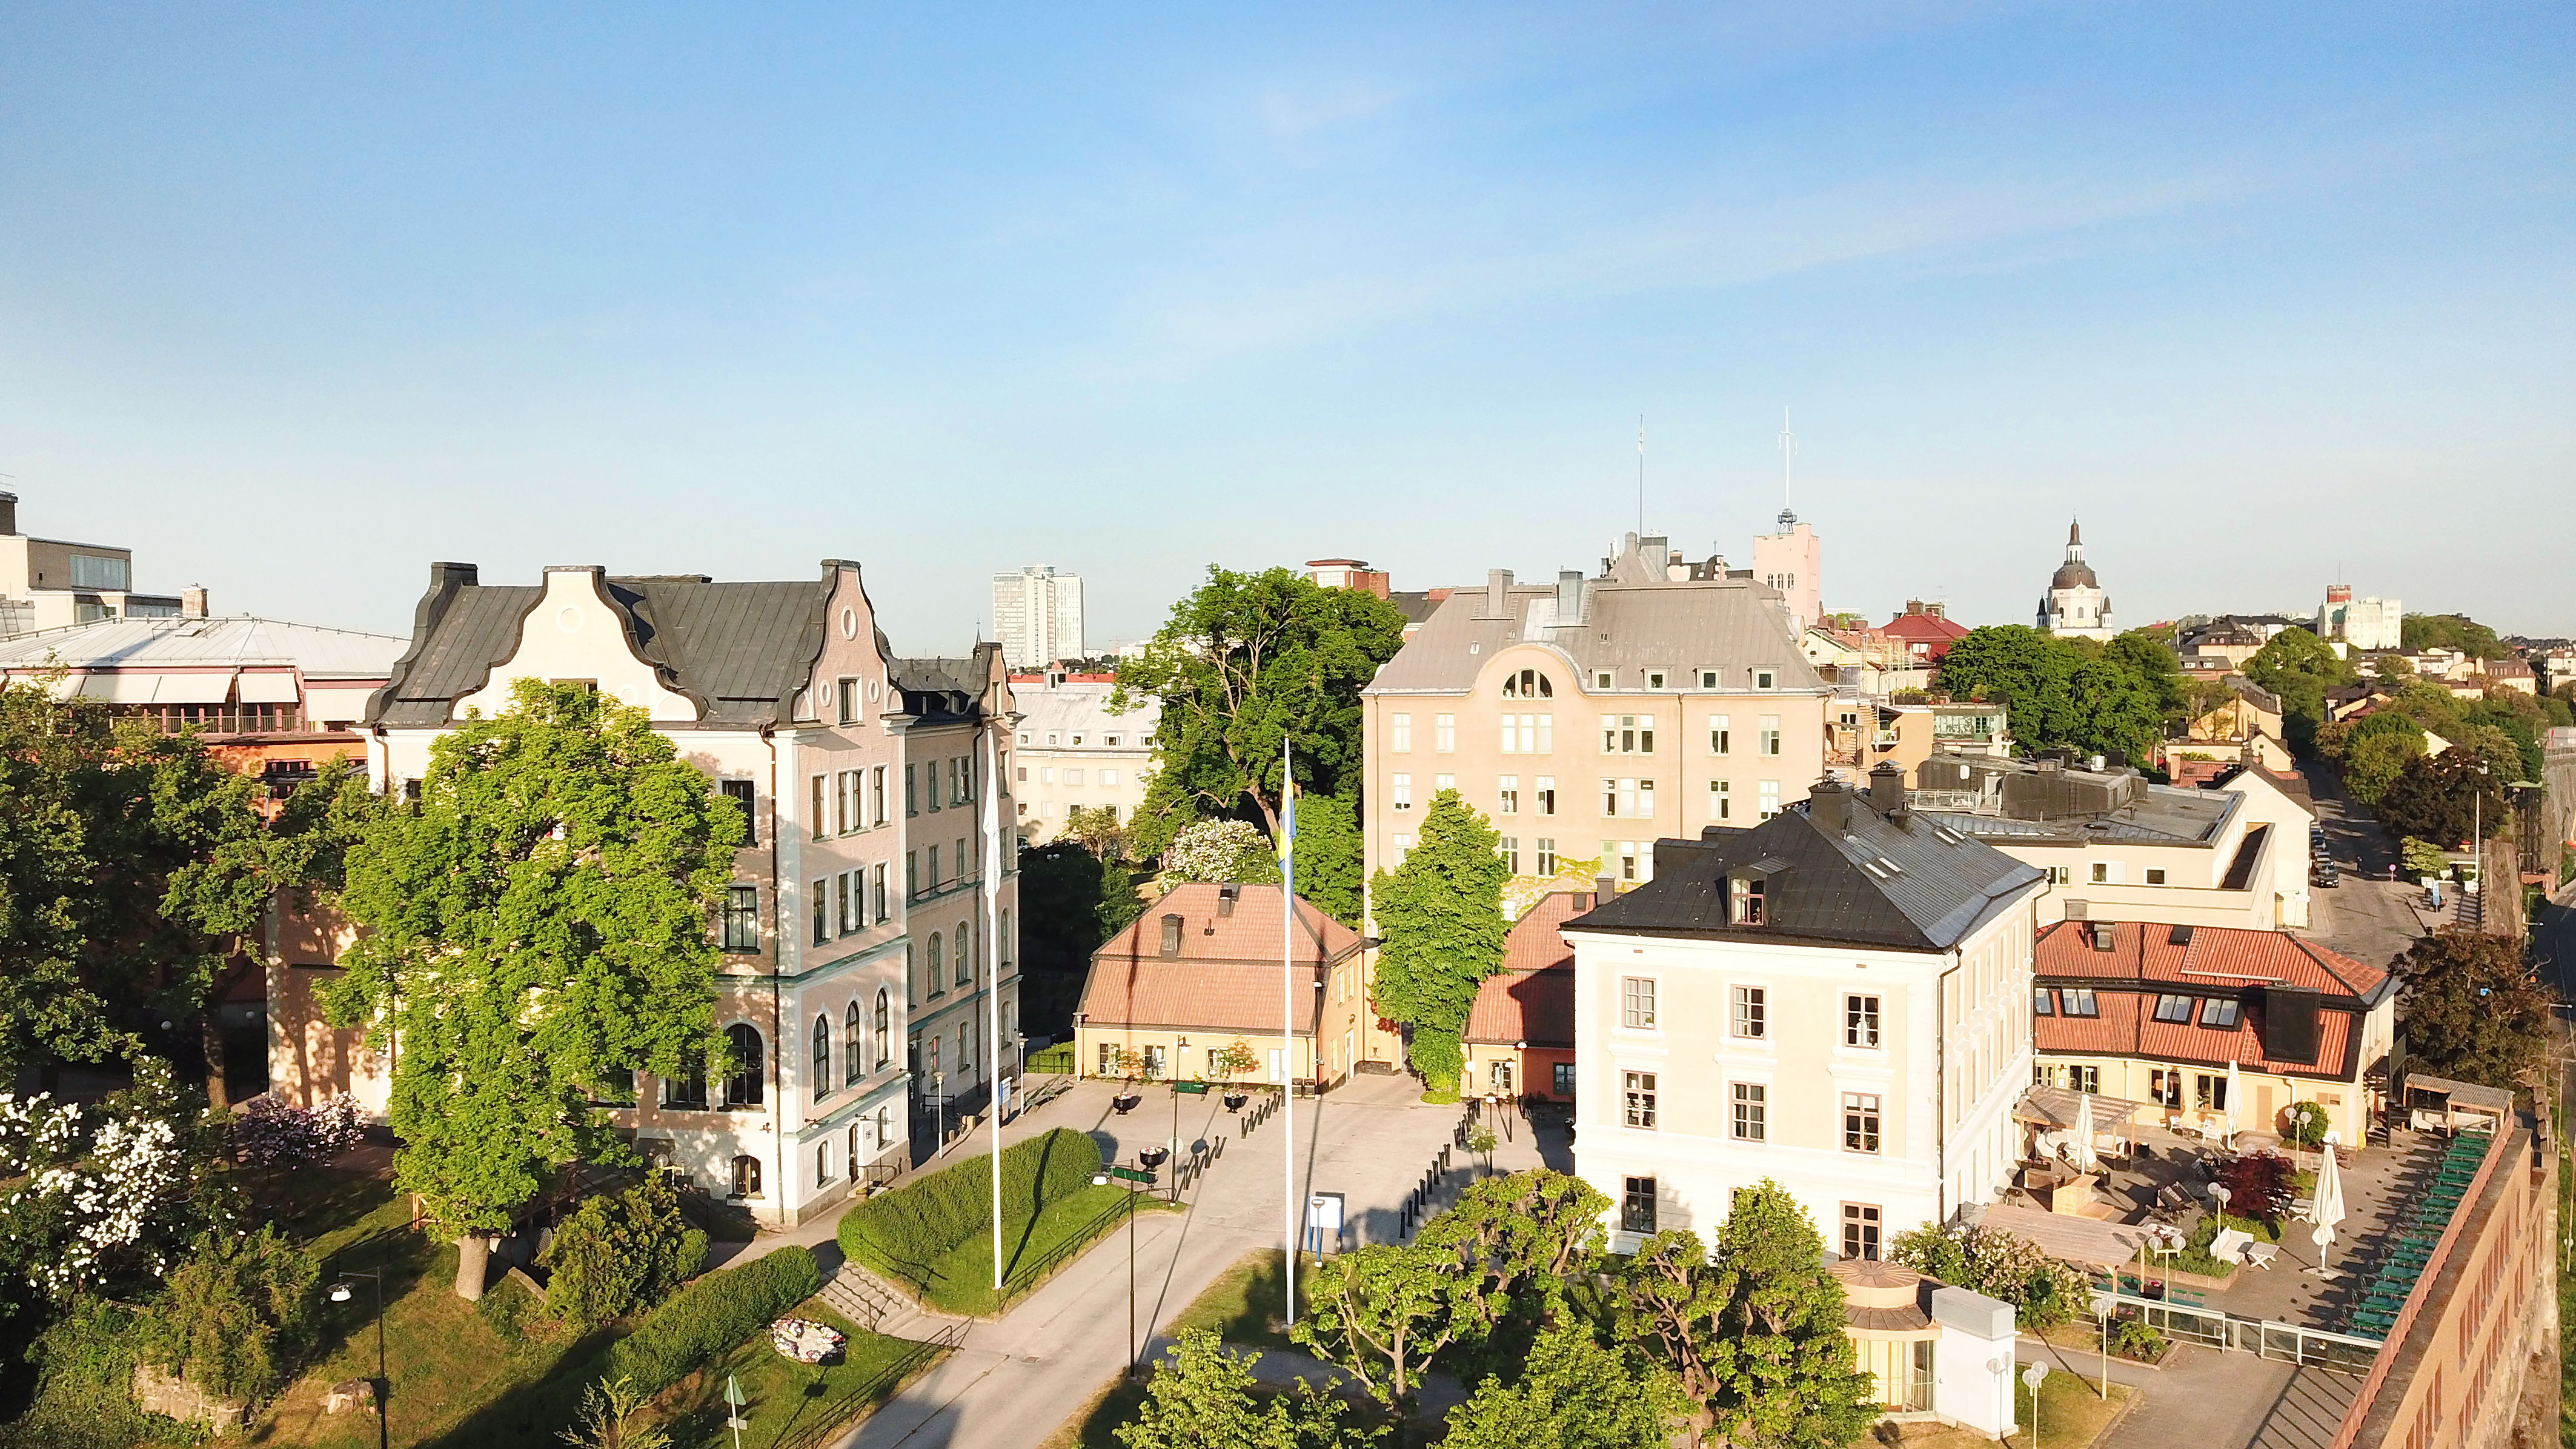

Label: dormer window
[1159,914,1184,957]
[1594,671,1614,690]
[1645,670,1667,690]
[1754,670,1776,690]
[1699,669,1720,688]
[1730,875,1766,925]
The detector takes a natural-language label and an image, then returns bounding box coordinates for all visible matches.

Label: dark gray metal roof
[371,567,834,728]
[1569,785,2044,952]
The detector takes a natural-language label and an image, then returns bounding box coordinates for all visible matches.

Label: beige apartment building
[271,559,1019,1229]
[1009,673,1157,846]
[1361,549,1830,899]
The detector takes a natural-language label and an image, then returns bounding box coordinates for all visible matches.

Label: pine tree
[1367,790,1507,1099]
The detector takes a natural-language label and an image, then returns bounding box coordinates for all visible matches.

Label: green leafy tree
[1414,1170,1608,1376]
[2103,631,2190,723]
[1935,627,2076,744]
[2378,750,2508,846]
[0,678,285,1099]
[1017,841,1141,1036]
[1617,1182,1876,1449]
[1118,1328,1375,1449]
[1064,804,1130,861]
[2394,929,2552,1091]
[324,680,745,1298]
[1289,791,1365,928]
[2399,836,2454,879]
[2244,629,2357,752]
[1440,1320,1688,1449]
[541,1173,701,1325]
[1367,791,1508,1098]
[140,1225,319,1402]
[2062,655,2165,765]
[1291,1242,1467,1412]
[1113,567,1407,858]
[2400,613,2506,659]
[2342,727,2426,805]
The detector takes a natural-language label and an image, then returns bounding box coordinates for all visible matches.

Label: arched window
[875,989,891,1069]
[731,1154,762,1199]
[817,1140,832,1186]
[1000,908,1013,973]
[848,1122,863,1175]
[845,1001,865,1087]
[928,933,943,990]
[956,919,972,986]
[875,1105,892,1156]
[1503,668,1551,699]
[724,1023,765,1108]
[812,1014,831,1101]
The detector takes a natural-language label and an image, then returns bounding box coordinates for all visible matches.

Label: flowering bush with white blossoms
[1161,819,1280,885]
[233,1093,364,1168]
[0,1061,201,1302]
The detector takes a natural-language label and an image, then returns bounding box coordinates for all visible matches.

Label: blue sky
[4,3,2571,647]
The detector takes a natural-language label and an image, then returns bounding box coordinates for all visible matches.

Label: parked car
[2311,862,2340,888]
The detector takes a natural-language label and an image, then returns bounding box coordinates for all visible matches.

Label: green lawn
[651,1304,940,1449]
[912,1183,1147,1317]
[1164,1250,1320,1355]
[1905,1377,2133,1449]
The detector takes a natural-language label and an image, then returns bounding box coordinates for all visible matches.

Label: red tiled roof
[1078,958,1327,1036]
[1078,883,1361,1036]
[1463,891,1588,1047]
[2035,993,2357,1079]
[2036,921,2386,1000]
[1503,890,1587,973]
[1881,611,1971,659]
[1094,882,1363,969]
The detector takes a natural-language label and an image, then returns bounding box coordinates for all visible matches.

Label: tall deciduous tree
[324,680,744,1298]
[1289,791,1365,928]
[1440,1321,1687,1449]
[2393,928,2551,1091]
[0,679,281,1098]
[1368,790,1507,1098]
[1291,1242,1466,1413]
[1935,626,2075,744]
[2378,750,2508,846]
[1615,1182,1877,1449]
[1118,1329,1375,1449]
[2244,628,2357,751]
[1112,567,1407,857]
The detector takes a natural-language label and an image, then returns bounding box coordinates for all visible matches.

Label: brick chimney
[0,491,16,536]
[181,585,209,618]
[1482,569,1513,619]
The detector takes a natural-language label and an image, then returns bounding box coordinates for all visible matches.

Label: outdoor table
[771,1316,847,1365]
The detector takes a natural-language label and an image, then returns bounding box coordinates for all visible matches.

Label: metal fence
[2092,1288,2381,1372]
[771,1320,969,1449]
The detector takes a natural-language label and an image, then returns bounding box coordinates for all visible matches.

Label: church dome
[2051,560,2099,590]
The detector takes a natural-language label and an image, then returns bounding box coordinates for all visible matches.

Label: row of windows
[1387,773,1784,822]
[1389,713,1786,757]
[1017,765,1123,787]
[1015,728,1128,747]
[2031,987,2101,1017]
[811,866,893,945]
[1617,981,1882,1048]
[812,767,889,839]
[905,839,978,901]
[1620,1072,1882,1152]
[1023,799,1121,821]
[810,996,897,1101]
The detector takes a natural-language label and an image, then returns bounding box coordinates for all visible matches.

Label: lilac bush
[234,1093,363,1168]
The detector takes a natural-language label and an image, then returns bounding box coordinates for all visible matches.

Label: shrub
[585,1245,821,1400]
[2217,1153,2297,1227]
[2113,1320,2166,1361]
[234,1093,363,1168]
[2,1300,164,1449]
[838,1127,1101,1288]
[139,1225,319,1402]
[2283,1101,2331,1149]
[1887,1223,2090,1330]
[542,1174,699,1325]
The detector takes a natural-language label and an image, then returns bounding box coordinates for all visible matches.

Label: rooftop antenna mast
[1635,415,1645,535]
[1778,408,1797,518]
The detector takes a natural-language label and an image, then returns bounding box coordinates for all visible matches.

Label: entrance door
[2256,1084,2278,1135]
[1267,1047,1286,1083]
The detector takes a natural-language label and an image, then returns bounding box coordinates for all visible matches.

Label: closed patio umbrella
[2306,1131,2346,1278]
[2223,1059,2242,1147]
[2071,1090,2099,1173]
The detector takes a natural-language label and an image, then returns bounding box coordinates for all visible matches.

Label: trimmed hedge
[838,1128,1101,1289]
[585,1244,821,1400]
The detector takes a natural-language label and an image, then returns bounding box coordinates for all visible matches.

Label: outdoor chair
[2242,1243,2280,1270]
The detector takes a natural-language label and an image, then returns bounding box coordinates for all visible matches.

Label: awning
[2015,1085,2143,1132]
[1974,1203,2155,1267]
[234,671,300,704]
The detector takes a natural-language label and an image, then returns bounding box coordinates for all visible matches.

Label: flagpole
[1281,738,1297,1329]
[987,715,1006,1293]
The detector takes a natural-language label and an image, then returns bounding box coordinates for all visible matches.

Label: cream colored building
[1569,770,2047,1259]
[1913,755,2313,930]
[1361,544,1830,901]
[1009,674,1157,846]
[274,559,1019,1229]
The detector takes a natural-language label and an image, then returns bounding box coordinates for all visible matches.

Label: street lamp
[932,1071,946,1147]
[1095,1164,1154,1381]
[327,1263,388,1449]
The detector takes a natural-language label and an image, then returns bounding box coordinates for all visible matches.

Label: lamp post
[327,1264,388,1449]
[1172,1034,1189,1188]
[932,1070,946,1148]
[1095,1160,1157,1381]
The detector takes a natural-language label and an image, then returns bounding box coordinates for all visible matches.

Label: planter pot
[1113,1093,1141,1114]
[1223,1093,1248,1111]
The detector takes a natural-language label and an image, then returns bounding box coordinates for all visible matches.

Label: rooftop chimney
[0,491,16,536]
[1483,569,1513,619]
[1809,777,1849,833]
[1594,874,1617,904]
[1867,761,1907,818]
[181,585,208,619]
[1217,883,1238,917]
[1556,570,1584,627]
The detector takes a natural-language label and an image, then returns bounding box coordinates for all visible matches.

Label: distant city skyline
[4,5,2569,641]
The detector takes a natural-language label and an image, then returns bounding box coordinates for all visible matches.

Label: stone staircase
[816,1259,969,1343]
[2247,1365,2365,1449]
